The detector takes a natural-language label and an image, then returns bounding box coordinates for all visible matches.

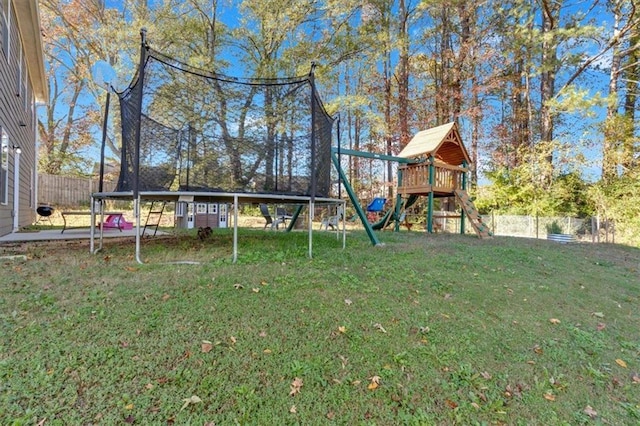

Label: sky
[66,0,624,184]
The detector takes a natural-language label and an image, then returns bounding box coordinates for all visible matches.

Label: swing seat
[366,197,386,212]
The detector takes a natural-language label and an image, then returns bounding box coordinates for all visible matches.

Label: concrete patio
[0,227,161,243]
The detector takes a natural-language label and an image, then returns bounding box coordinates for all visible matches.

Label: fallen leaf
[290,378,303,396]
[259,331,267,337]
[368,375,380,390]
[124,415,135,424]
[263,348,272,354]
[338,326,347,334]
[261,280,268,286]
[549,318,561,324]
[162,293,171,301]
[233,283,244,289]
[543,393,555,401]
[201,340,213,353]
[583,405,598,419]
[180,395,202,411]
[445,399,458,409]
[344,298,353,305]
[125,403,134,410]
[289,405,297,414]
[632,373,640,384]
[592,312,605,318]
[351,380,361,386]
[444,293,452,299]
[480,371,492,380]
[145,383,154,390]
[339,355,348,369]
[596,322,606,331]
[124,266,138,272]
[471,402,480,409]
[373,323,387,333]
[616,359,628,368]
[252,288,260,293]
[326,411,335,420]
[533,345,544,355]
[36,419,46,426]
[230,336,237,345]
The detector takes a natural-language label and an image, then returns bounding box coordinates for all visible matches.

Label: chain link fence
[434,212,616,243]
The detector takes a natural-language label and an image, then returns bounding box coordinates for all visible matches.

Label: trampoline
[90,30,345,264]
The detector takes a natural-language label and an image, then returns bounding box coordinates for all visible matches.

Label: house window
[0,0,9,60]
[1,127,8,205]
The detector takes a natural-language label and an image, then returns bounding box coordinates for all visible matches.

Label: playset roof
[398,122,471,166]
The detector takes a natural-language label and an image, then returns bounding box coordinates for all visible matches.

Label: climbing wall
[454,190,493,239]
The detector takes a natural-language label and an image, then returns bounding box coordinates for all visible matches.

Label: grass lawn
[1,230,639,425]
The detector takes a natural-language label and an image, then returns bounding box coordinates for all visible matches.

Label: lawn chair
[320,205,343,230]
[260,204,285,230]
[276,207,293,228]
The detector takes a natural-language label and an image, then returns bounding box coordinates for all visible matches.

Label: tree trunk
[602,11,622,182]
[398,0,410,149]
[540,0,558,170]
[622,28,639,173]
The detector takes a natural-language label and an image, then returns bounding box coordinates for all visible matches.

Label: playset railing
[398,162,466,195]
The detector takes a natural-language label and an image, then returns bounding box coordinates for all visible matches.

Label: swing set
[331,122,492,246]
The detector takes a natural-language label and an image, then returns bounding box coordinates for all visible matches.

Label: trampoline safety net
[116,46,335,198]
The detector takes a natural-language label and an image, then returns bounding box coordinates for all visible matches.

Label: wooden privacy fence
[38,174,116,208]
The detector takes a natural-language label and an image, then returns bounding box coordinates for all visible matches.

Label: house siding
[0,1,41,236]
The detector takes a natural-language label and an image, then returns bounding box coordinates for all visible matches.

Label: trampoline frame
[90,191,346,264]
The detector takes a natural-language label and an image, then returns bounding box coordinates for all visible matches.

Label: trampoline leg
[135,197,144,264]
[308,199,314,259]
[233,195,238,263]
[90,196,95,253]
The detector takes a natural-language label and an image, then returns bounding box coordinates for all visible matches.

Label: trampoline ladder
[143,201,166,237]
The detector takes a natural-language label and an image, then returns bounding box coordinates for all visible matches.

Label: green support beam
[286,204,305,232]
[331,147,417,164]
[331,150,382,246]
[426,155,435,233]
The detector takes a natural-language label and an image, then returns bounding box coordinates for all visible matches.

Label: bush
[546,220,563,234]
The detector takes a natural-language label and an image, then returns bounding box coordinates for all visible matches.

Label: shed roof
[398,122,471,166]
